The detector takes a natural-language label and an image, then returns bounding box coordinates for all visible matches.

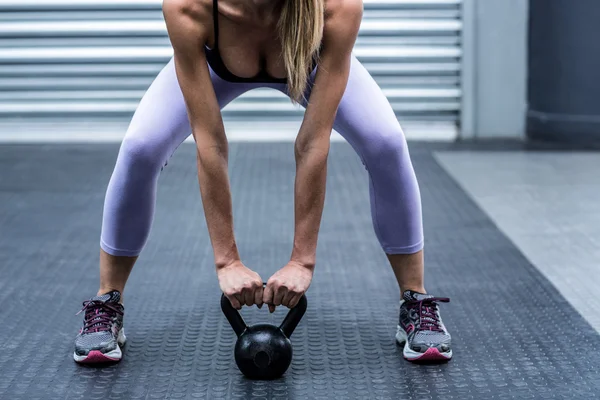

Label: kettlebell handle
[220,288,307,338]
[220,294,248,337]
[279,294,307,338]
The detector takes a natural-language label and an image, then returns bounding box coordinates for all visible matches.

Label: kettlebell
[220,292,307,380]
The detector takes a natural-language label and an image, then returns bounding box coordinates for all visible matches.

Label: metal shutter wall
[0,0,462,125]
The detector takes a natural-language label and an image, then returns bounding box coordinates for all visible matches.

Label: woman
[73,0,452,364]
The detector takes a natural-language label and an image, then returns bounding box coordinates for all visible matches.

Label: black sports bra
[204,0,288,84]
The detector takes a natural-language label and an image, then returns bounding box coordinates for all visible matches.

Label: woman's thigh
[122,58,252,164]
[297,56,423,253]
[332,56,407,161]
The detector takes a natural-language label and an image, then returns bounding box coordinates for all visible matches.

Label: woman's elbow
[294,134,331,162]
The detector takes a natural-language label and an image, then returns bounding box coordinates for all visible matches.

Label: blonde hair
[278,0,325,103]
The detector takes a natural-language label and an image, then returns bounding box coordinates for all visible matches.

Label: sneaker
[73,290,126,363]
[396,290,452,362]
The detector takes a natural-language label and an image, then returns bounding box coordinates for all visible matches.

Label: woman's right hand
[217,261,264,310]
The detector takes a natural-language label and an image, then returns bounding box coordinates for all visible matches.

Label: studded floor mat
[0,142,599,399]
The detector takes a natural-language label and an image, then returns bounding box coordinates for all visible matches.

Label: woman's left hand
[263,261,314,313]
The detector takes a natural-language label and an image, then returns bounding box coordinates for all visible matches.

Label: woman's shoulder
[162,0,213,26]
[325,0,363,20]
[324,0,363,34]
[163,0,214,47]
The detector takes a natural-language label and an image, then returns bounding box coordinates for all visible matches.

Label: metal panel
[0,0,462,126]
[459,0,475,138]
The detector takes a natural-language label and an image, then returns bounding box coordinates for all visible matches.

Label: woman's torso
[203,0,317,84]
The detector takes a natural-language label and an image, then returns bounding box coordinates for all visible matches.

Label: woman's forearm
[195,144,239,269]
[163,0,238,270]
[291,143,330,267]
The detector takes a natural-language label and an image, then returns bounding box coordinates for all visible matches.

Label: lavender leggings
[100,55,423,257]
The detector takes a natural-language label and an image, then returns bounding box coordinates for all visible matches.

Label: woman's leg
[98,59,249,297]
[74,61,254,364]
[301,56,425,296]
[288,60,451,362]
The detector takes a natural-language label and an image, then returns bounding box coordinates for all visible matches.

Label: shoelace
[76,300,123,334]
[414,297,450,332]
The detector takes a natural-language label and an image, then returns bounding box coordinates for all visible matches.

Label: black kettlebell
[220,292,307,380]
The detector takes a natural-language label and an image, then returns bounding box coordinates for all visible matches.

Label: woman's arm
[163,1,238,268]
[290,0,363,267]
[164,0,265,309]
[263,0,363,311]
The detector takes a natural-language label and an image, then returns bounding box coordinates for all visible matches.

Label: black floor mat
[0,142,598,399]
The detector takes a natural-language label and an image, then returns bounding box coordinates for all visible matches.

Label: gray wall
[462,0,529,139]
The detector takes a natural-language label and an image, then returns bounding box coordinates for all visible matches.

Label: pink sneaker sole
[405,347,452,362]
[75,350,121,364]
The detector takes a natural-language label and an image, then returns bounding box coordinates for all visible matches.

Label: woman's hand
[263,261,314,313]
[217,261,264,310]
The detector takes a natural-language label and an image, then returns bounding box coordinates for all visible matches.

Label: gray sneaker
[73,290,126,363]
[396,290,452,362]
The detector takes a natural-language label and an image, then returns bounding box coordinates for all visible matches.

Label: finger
[254,285,264,308]
[273,285,286,307]
[288,293,303,309]
[243,287,254,307]
[263,281,274,306]
[227,293,242,310]
[282,291,295,308]
[269,304,276,313]
[235,293,246,310]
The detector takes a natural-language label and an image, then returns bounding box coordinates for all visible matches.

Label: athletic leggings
[100,55,423,257]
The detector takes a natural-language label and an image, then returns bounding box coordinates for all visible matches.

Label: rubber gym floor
[1,141,599,399]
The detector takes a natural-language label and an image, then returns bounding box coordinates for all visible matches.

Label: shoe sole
[395,325,452,362]
[73,329,126,364]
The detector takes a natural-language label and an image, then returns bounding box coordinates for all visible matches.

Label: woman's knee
[118,133,169,173]
[359,127,409,166]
